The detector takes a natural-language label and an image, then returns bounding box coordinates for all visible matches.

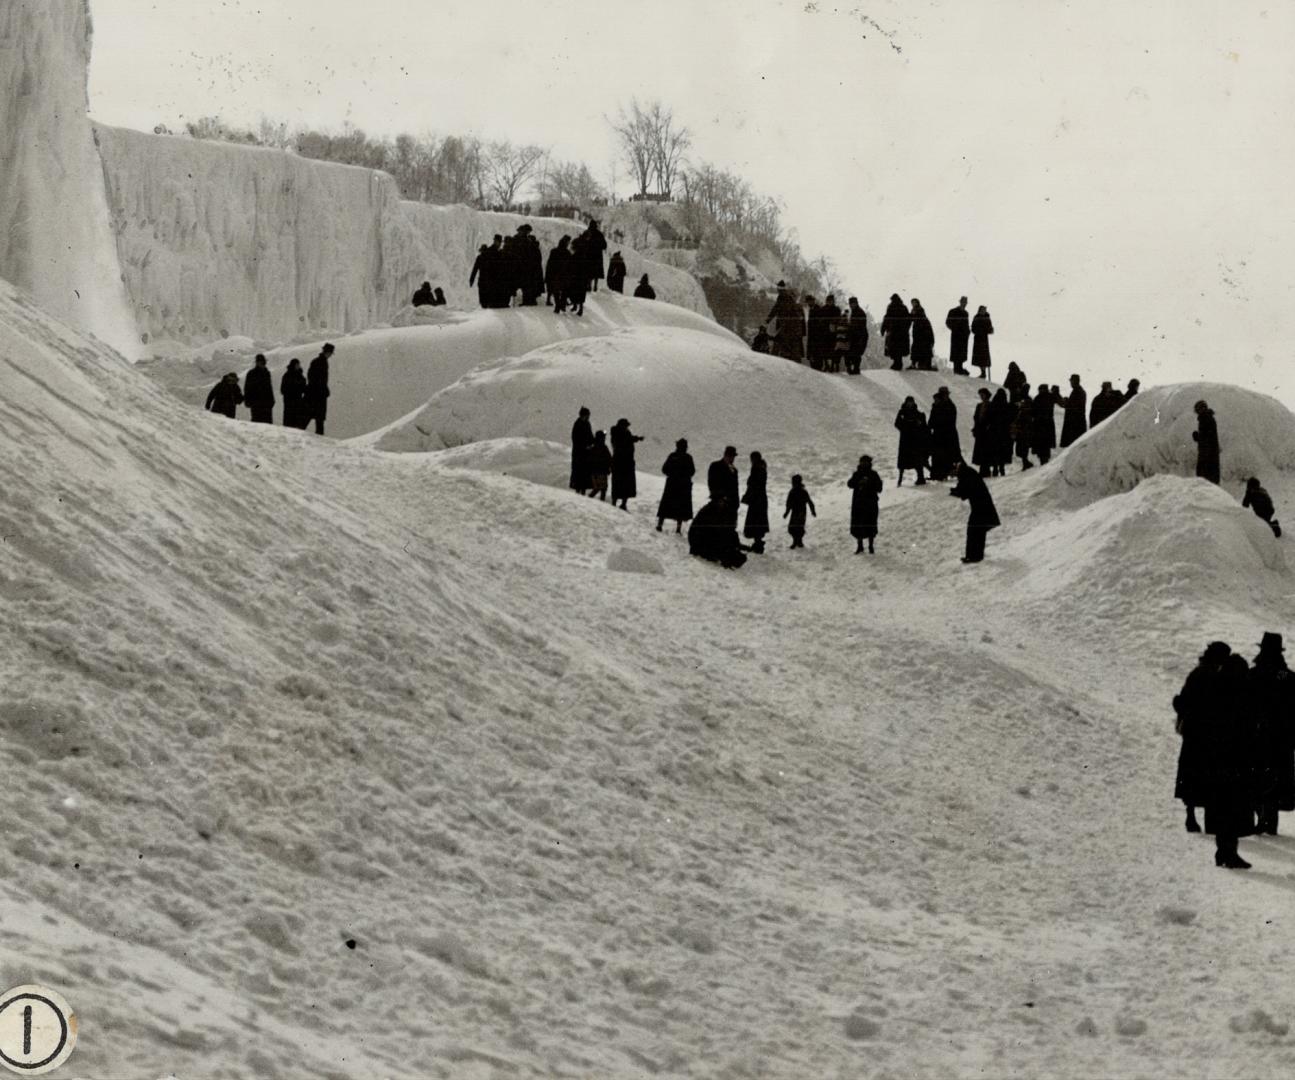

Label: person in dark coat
[1124,378,1141,404]
[1205,654,1257,868]
[657,438,695,533]
[894,396,929,486]
[767,282,804,363]
[1010,384,1034,470]
[583,220,607,292]
[570,406,594,494]
[1193,399,1220,484]
[741,451,769,554]
[1031,385,1057,464]
[688,497,748,569]
[847,454,883,553]
[432,286,447,306]
[412,281,434,307]
[951,459,1000,562]
[783,474,817,549]
[242,354,275,424]
[946,297,971,375]
[908,299,935,370]
[632,275,656,300]
[1089,381,1124,427]
[751,325,771,353]
[971,387,994,477]
[469,242,495,308]
[517,225,544,306]
[1242,477,1281,537]
[546,236,572,312]
[927,386,961,482]
[1173,640,1232,834]
[803,296,825,371]
[819,295,844,372]
[566,236,590,316]
[970,305,993,378]
[708,446,740,526]
[280,358,307,428]
[606,251,627,294]
[204,372,242,419]
[1250,632,1295,835]
[846,297,869,375]
[987,388,1013,477]
[1058,374,1087,448]
[881,294,909,371]
[1003,361,1027,402]
[609,418,643,510]
[587,430,612,500]
[305,343,333,435]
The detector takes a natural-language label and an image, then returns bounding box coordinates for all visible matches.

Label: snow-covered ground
[6,272,1295,1077]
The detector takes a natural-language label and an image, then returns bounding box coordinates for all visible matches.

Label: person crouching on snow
[1243,477,1282,537]
[783,474,817,549]
[587,431,612,501]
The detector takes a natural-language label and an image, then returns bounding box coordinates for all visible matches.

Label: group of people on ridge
[204,344,334,434]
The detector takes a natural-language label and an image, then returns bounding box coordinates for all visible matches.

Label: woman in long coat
[1031,385,1057,464]
[988,388,1013,477]
[609,418,643,510]
[1173,641,1230,834]
[970,305,993,378]
[570,406,594,493]
[893,396,929,486]
[657,438,695,533]
[1059,375,1087,448]
[971,388,994,476]
[741,451,770,554]
[1204,655,1257,868]
[1193,400,1220,484]
[881,294,910,371]
[280,359,307,428]
[546,236,572,311]
[847,454,883,553]
[909,300,935,370]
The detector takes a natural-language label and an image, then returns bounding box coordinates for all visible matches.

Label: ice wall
[0,1,139,358]
[94,126,712,349]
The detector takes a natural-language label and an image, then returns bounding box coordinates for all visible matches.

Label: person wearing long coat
[893,397,929,485]
[1243,477,1282,537]
[1250,633,1295,834]
[1010,386,1035,470]
[950,460,1000,563]
[741,451,769,554]
[783,475,817,549]
[204,372,243,419]
[767,283,805,363]
[971,388,994,476]
[584,220,607,291]
[1003,362,1027,402]
[946,297,971,375]
[570,407,594,493]
[847,455,883,554]
[987,388,1013,477]
[708,446,741,527]
[243,354,276,424]
[1173,640,1231,834]
[1204,654,1257,868]
[567,235,590,315]
[632,275,656,300]
[1059,374,1087,448]
[519,226,544,305]
[909,300,935,370]
[846,297,869,375]
[587,431,612,500]
[927,388,961,482]
[1031,385,1057,464]
[1193,399,1220,484]
[970,306,993,378]
[606,251,627,294]
[657,438,695,533]
[881,294,910,371]
[546,236,572,311]
[280,358,308,428]
[1089,382,1124,427]
[804,296,826,371]
[609,418,643,509]
[306,343,333,435]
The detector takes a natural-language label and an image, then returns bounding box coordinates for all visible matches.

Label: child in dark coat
[783,474,817,549]
[587,431,612,501]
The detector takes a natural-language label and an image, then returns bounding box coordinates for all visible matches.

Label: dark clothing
[970,312,993,373]
[1173,663,1218,808]
[1251,658,1295,830]
[894,407,929,471]
[881,297,910,370]
[546,246,571,311]
[243,366,275,424]
[306,351,331,435]
[971,401,993,470]
[1003,367,1027,402]
[1204,661,1257,851]
[988,393,1014,470]
[633,282,656,300]
[909,312,935,370]
[946,306,970,372]
[412,283,434,307]
[204,379,242,419]
[1194,408,1220,484]
[610,425,642,501]
[767,289,804,362]
[519,235,544,305]
[658,451,696,523]
[587,442,612,496]
[688,500,747,569]
[952,467,1001,530]
[964,526,989,563]
[570,417,594,491]
[469,245,501,308]
[846,307,869,374]
[1010,395,1034,461]
[784,487,816,538]
[1059,386,1087,448]
[848,467,883,539]
[1243,484,1280,536]
[1089,388,1124,428]
[606,254,627,294]
[584,224,607,288]
[280,366,308,428]
[928,398,961,481]
[752,328,771,353]
[708,459,740,507]
[741,466,769,542]
[1031,389,1057,462]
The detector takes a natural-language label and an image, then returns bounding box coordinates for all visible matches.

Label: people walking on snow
[657,438,696,533]
[741,451,770,554]
[204,372,243,419]
[306,343,333,435]
[606,251,627,294]
[688,496,749,569]
[1207,654,1257,868]
[565,240,590,316]
[1059,374,1087,448]
[587,430,612,500]
[928,386,961,482]
[946,297,971,375]
[894,396,929,486]
[1250,632,1295,836]
[633,274,656,300]
[848,455,883,554]
[582,220,607,293]
[610,418,643,510]
[1173,640,1230,836]
[280,358,307,428]
[970,305,994,378]
[951,459,1000,563]
[767,281,805,363]
[1011,384,1035,470]
[1089,381,1124,428]
[1193,399,1220,484]
[803,295,826,371]
[1243,477,1282,537]
[517,224,544,305]
[1003,361,1026,402]
[908,299,935,371]
[846,297,869,375]
[243,354,275,424]
[881,294,910,371]
[783,474,817,548]
[570,406,594,494]
[546,236,572,312]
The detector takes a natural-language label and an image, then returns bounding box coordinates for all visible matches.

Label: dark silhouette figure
[306,343,333,435]
[633,275,656,300]
[1010,384,1034,470]
[951,460,1000,562]
[412,281,434,307]
[583,220,607,292]
[469,241,498,308]
[767,281,804,363]
[881,294,910,371]
[741,451,769,553]
[846,297,869,375]
[610,418,643,509]
[1193,399,1220,484]
[751,325,771,353]
[243,354,275,424]
[988,388,1013,477]
[517,225,544,306]
[1243,477,1282,537]
[606,251,627,294]
[946,297,970,375]
[1173,640,1231,835]
[847,455,883,553]
[708,446,741,527]
[1089,381,1123,427]
[1059,374,1087,448]
[894,396,929,486]
[657,438,696,533]
[570,406,594,494]
[565,237,590,316]
[1031,385,1057,464]
[819,295,844,372]
[803,295,825,371]
[928,386,961,482]
[1003,361,1026,402]
[1251,632,1295,835]
[971,388,994,476]
[204,372,242,418]
[1205,654,1257,868]
[432,286,446,306]
[783,474,817,548]
[688,497,749,569]
[909,299,935,370]
[587,430,612,500]
[970,306,993,378]
[280,358,307,428]
[1124,378,1141,404]
[546,236,572,312]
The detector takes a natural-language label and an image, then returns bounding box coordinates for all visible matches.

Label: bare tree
[647,101,690,197]
[608,99,656,196]
[538,159,607,206]
[483,140,548,206]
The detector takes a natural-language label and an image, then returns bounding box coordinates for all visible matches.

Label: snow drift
[0,0,138,358]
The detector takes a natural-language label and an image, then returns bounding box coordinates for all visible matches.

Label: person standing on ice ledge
[609,418,643,511]
[280,358,307,429]
[306,343,333,436]
[970,305,993,379]
[783,474,817,549]
[1193,399,1220,484]
[950,459,1000,563]
[945,296,970,375]
[204,372,242,419]
[243,354,275,424]
[569,406,594,495]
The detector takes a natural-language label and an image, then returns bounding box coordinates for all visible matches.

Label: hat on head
[1258,631,1284,652]
[1202,640,1232,663]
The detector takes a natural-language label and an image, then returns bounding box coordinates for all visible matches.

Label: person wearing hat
[657,438,696,534]
[950,459,1000,563]
[306,343,333,435]
[1089,381,1124,427]
[766,281,804,363]
[609,418,644,510]
[881,294,910,372]
[1123,378,1141,404]
[1192,399,1220,485]
[412,280,435,307]
[945,296,971,375]
[1058,373,1087,448]
[970,305,994,378]
[1251,632,1294,835]
[586,430,612,500]
[633,274,656,300]
[204,371,243,419]
[688,495,749,569]
[894,395,929,486]
[243,353,276,424]
[1242,477,1282,537]
[928,386,961,481]
[908,298,935,371]
[741,451,769,554]
[1204,653,1257,867]
[782,474,817,549]
[847,454,883,554]
[708,446,741,527]
[570,406,594,494]
[846,297,869,375]
[1172,641,1231,838]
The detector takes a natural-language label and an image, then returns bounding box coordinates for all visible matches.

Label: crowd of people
[1173,635,1295,869]
[204,343,333,434]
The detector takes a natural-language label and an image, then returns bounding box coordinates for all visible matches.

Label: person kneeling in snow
[950,459,1000,563]
[688,497,749,569]
[1243,477,1282,537]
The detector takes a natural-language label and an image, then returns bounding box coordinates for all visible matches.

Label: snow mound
[430,436,570,488]
[1036,383,1295,506]
[606,547,666,574]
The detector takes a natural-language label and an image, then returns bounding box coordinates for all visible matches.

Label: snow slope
[0,0,138,358]
[7,274,1295,1075]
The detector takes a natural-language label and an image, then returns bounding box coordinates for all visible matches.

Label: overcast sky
[88,1,1295,403]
